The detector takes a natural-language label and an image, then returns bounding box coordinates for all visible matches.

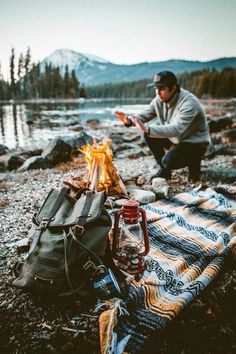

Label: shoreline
[0,97,152,105]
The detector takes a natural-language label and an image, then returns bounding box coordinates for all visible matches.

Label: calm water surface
[0,99,150,150]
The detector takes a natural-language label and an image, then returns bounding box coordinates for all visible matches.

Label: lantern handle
[138,207,150,256]
[112,209,122,257]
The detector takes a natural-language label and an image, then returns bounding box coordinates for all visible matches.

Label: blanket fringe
[96,298,130,354]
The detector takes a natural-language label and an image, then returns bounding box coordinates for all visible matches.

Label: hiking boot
[151,168,172,180]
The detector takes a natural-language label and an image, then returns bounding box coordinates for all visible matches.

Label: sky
[0,0,236,79]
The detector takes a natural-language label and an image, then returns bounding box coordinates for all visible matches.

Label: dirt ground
[0,98,235,354]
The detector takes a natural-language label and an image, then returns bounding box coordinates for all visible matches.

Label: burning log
[80,138,128,196]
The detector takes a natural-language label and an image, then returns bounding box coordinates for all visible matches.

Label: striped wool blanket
[98,188,236,354]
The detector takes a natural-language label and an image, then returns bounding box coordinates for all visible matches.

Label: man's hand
[132,116,149,133]
[114,111,131,125]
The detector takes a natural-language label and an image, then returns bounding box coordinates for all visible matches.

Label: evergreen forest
[0,47,85,100]
[85,68,236,99]
[0,47,235,100]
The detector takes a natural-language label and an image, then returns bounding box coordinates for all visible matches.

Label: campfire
[79,138,127,196]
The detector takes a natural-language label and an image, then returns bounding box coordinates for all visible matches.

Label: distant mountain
[40,49,236,86]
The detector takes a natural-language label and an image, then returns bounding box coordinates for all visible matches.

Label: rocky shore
[0,99,236,354]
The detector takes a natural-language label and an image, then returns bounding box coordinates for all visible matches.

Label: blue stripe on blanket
[111,189,236,353]
[146,198,236,229]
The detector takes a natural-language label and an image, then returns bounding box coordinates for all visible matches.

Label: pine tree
[24,46,31,73]
[47,63,54,97]
[29,63,41,99]
[0,62,10,100]
[79,84,86,98]
[52,66,63,98]
[0,63,4,99]
[64,65,69,98]
[0,62,2,81]
[10,48,16,99]
[17,53,24,98]
[68,69,79,98]
[23,46,32,98]
[18,53,24,79]
[222,68,236,97]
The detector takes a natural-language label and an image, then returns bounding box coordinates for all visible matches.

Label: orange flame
[80,137,127,196]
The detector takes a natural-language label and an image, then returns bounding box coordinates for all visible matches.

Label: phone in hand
[114,111,130,124]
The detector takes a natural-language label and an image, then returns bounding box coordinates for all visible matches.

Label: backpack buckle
[73,225,84,236]
[40,220,50,229]
[83,260,104,277]
[40,217,54,229]
[12,261,24,276]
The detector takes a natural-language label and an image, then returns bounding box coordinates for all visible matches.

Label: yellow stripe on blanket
[97,188,236,354]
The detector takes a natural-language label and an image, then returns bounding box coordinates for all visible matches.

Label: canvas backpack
[12,187,114,302]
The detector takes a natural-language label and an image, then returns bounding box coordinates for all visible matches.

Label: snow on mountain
[40,49,236,86]
[41,48,111,74]
[82,53,110,64]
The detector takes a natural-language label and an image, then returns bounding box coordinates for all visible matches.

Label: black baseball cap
[147,71,178,87]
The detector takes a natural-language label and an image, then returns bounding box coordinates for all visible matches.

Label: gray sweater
[137,88,211,145]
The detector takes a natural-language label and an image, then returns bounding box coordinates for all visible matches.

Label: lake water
[0,99,150,150]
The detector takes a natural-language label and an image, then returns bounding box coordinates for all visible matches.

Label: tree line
[0,47,85,100]
[179,68,236,98]
[85,67,236,99]
[0,47,235,100]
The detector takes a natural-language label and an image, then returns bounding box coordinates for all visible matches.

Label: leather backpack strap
[45,187,70,221]
[75,188,91,200]
[76,190,94,228]
[63,191,103,294]
[29,187,70,255]
[71,190,105,268]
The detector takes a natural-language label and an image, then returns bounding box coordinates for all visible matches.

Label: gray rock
[202,167,236,183]
[0,144,9,156]
[41,138,72,166]
[214,144,236,156]
[109,132,125,145]
[61,132,93,151]
[129,189,156,204]
[204,142,216,158]
[0,172,15,181]
[86,118,100,125]
[113,143,136,154]
[69,124,83,132]
[222,128,236,143]
[152,177,169,197]
[18,156,47,172]
[118,147,147,159]
[8,149,43,171]
[0,159,7,172]
[208,116,233,133]
[8,154,27,170]
[65,118,80,126]
[123,134,141,143]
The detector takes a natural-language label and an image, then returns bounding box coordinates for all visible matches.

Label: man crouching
[115,70,210,182]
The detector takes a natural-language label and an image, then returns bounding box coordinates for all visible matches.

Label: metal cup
[93,268,121,300]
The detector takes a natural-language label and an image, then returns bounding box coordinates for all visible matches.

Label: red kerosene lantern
[112,200,149,276]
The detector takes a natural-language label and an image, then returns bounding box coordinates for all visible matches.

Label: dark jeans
[144,134,208,176]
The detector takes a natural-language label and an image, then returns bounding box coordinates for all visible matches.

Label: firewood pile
[65,138,128,197]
